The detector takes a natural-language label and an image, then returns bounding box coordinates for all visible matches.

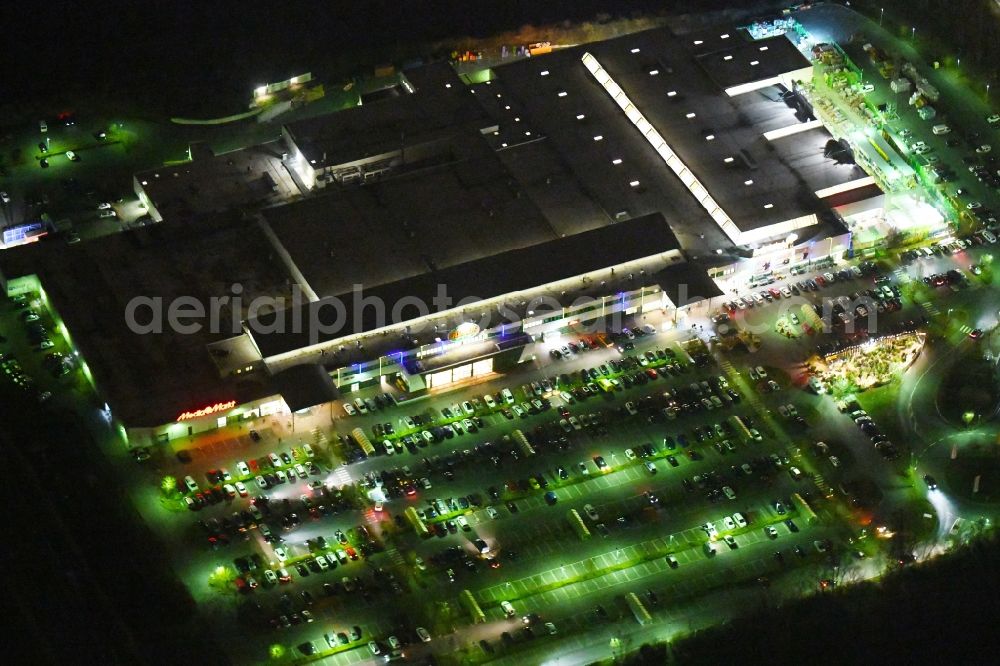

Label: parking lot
[2,5,997,663]
[12,16,994,664]
[131,278,904,663]
[0,291,79,404]
[5,219,991,664]
[795,5,1000,233]
[15,231,984,664]
[840,38,1000,224]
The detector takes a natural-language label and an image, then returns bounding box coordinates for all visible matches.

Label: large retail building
[1,19,878,447]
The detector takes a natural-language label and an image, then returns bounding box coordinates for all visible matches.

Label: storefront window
[259,399,285,416]
[428,369,452,388]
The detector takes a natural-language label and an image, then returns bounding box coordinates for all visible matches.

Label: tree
[736,329,761,351]
[883,226,905,249]
[208,565,237,593]
[160,475,177,497]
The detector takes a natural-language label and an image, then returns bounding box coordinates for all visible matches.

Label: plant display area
[815,332,926,394]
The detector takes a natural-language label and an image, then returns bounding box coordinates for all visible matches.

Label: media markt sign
[449,321,481,341]
[177,400,237,422]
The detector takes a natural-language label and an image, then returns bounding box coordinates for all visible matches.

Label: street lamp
[880,8,884,26]
[911,27,916,41]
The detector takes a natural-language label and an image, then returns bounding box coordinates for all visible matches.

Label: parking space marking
[151,328,857,661]
[332,466,352,487]
[384,547,405,567]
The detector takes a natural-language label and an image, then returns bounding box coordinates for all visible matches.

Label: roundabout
[899,337,1000,510]
[916,430,1000,506]
[934,345,1000,426]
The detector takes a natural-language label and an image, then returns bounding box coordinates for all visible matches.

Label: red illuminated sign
[177,400,237,421]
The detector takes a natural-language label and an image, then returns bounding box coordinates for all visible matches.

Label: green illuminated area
[69,49,1000,666]
[132,313,942,665]
[4,4,1000,665]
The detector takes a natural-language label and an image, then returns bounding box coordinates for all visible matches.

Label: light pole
[911,27,916,41]
[880,8,884,26]
[987,83,991,100]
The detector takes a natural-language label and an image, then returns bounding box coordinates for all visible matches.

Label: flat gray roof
[269,363,338,412]
[766,125,870,194]
[492,139,612,239]
[6,21,857,429]
[692,30,811,90]
[471,52,730,257]
[477,25,852,242]
[249,212,688,359]
[136,142,296,220]
[284,62,490,168]
[0,213,290,427]
[264,129,560,299]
